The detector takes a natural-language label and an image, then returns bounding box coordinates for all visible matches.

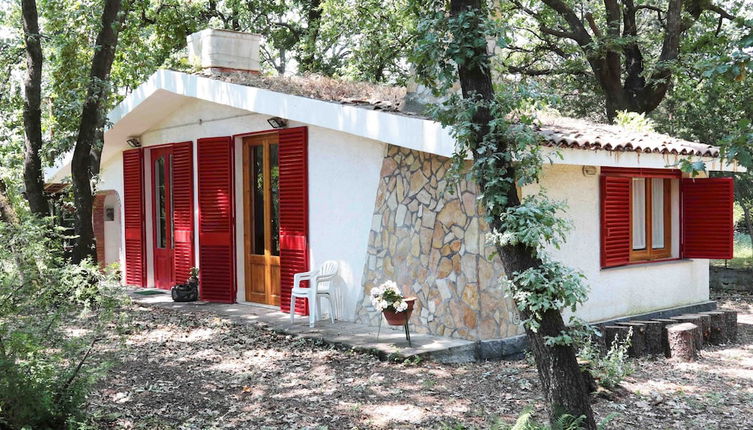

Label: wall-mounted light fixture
[582,165,597,176]
[126,137,141,148]
[267,116,288,129]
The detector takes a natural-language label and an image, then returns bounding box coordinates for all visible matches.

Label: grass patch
[712,232,753,270]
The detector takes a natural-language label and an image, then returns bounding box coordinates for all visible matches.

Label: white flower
[370,280,407,312]
[395,299,408,312]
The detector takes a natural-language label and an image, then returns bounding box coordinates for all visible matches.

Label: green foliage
[0,204,128,428]
[614,111,655,133]
[577,330,633,390]
[505,408,585,430]
[505,260,588,335]
[411,3,590,345]
[489,193,571,255]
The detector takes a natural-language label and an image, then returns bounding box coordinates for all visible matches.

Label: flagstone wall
[354,145,522,340]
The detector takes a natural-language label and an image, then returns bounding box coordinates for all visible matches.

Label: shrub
[577,329,633,390]
[0,214,128,429]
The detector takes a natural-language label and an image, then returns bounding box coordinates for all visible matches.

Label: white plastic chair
[289,260,339,327]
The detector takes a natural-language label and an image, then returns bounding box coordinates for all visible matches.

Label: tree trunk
[20,0,49,217]
[0,179,19,225]
[449,0,596,427]
[297,0,323,73]
[70,0,124,263]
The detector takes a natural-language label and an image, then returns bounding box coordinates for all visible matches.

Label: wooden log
[577,359,598,393]
[666,323,699,361]
[632,320,664,355]
[653,318,679,358]
[590,324,607,354]
[699,311,727,344]
[692,313,712,343]
[721,309,738,343]
[604,325,631,352]
[615,321,647,357]
[670,315,704,349]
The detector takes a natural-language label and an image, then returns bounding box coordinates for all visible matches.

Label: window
[600,167,734,268]
[630,177,671,262]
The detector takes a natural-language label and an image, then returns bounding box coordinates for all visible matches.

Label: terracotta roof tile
[537,116,719,157]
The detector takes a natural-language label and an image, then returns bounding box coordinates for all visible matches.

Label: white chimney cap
[187,29,261,72]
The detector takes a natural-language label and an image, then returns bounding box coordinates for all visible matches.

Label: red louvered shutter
[600,175,631,268]
[197,137,236,303]
[123,149,146,286]
[278,127,309,315]
[173,141,195,283]
[682,177,734,259]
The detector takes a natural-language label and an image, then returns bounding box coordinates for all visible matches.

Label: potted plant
[370,281,415,326]
[188,267,199,288]
[171,267,199,302]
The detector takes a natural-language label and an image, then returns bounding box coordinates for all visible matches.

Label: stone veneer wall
[354,145,522,340]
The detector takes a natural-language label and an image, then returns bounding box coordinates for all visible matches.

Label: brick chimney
[186,29,261,74]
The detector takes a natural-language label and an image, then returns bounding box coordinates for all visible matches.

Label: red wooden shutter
[278,127,309,314]
[172,141,195,283]
[682,177,734,259]
[600,175,631,268]
[197,137,236,303]
[123,149,146,286]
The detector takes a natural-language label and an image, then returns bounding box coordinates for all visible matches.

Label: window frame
[629,177,672,262]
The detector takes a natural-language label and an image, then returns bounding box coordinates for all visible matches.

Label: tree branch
[540,0,594,47]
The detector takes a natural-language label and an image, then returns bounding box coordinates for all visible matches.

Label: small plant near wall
[171,267,199,302]
[188,267,199,285]
[577,329,634,390]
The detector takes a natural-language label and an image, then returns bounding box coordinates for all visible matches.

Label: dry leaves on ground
[85,293,753,429]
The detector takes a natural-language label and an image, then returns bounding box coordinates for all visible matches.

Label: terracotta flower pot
[382,297,416,326]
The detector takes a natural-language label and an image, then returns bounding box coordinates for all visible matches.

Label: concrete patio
[128,289,478,363]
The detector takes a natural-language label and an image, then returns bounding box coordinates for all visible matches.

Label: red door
[151,147,174,289]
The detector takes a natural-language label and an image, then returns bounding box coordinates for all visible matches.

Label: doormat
[133,290,167,296]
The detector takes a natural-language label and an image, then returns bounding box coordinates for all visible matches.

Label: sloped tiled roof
[537,116,719,157]
[196,69,720,158]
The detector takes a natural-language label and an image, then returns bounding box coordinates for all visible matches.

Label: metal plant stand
[376,314,412,347]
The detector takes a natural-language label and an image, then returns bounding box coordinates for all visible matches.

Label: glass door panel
[244,135,281,305]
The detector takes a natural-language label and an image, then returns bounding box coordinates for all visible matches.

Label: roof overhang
[99,69,456,168]
[45,69,743,181]
[541,146,743,172]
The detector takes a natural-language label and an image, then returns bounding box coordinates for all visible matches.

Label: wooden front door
[243,134,281,305]
[151,147,174,289]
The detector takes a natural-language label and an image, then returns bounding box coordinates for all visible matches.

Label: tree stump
[577,359,598,393]
[670,315,703,349]
[590,325,607,354]
[666,323,699,361]
[721,309,738,343]
[690,313,712,343]
[604,325,631,352]
[616,322,647,357]
[653,318,679,358]
[699,311,727,344]
[632,320,664,355]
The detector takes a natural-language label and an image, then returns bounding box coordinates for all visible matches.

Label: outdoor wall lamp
[126,137,141,148]
[267,117,288,129]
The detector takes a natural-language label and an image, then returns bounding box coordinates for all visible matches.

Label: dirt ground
[86,292,753,429]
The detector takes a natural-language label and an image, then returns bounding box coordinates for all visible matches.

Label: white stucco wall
[103,192,122,266]
[523,164,710,323]
[97,157,125,280]
[95,98,383,319]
